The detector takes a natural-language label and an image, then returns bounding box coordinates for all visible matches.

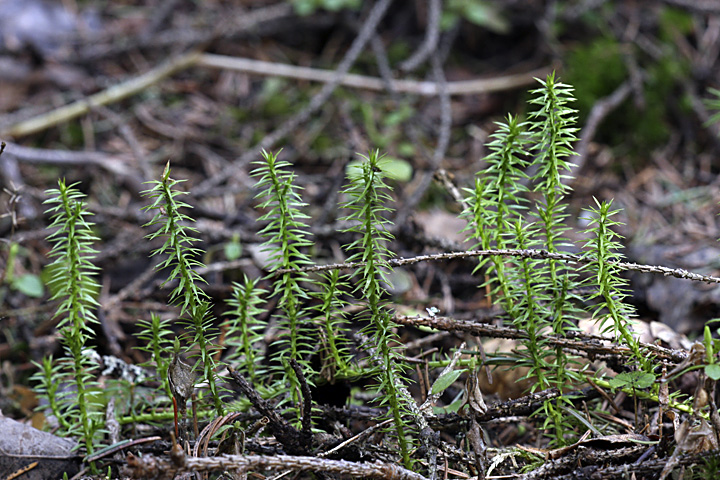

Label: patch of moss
[565,36,627,121]
[564,27,690,161]
[658,6,694,41]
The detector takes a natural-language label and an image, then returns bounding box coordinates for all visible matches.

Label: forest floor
[2,1,720,479]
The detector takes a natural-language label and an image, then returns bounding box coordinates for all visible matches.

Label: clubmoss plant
[462,114,529,314]
[527,72,583,343]
[341,150,414,468]
[33,180,103,456]
[224,275,268,384]
[135,313,174,401]
[507,218,551,390]
[313,269,352,381]
[142,162,224,416]
[582,198,651,372]
[462,74,588,445]
[28,72,694,474]
[527,73,585,445]
[252,149,316,404]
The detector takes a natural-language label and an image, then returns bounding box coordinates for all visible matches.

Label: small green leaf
[634,372,656,389]
[383,105,414,128]
[440,11,460,31]
[321,0,360,12]
[13,274,44,298]
[345,160,365,180]
[293,0,316,16]
[397,142,415,157]
[704,326,715,363]
[608,377,626,389]
[384,268,413,295]
[346,156,413,182]
[432,389,465,414]
[609,371,655,390]
[706,364,720,381]
[378,157,413,182]
[224,238,242,261]
[431,369,465,395]
[447,0,509,34]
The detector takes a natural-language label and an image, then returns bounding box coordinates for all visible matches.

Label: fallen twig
[227,365,311,455]
[2,51,202,138]
[197,53,550,97]
[574,81,632,176]
[274,248,720,285]
[393,314,688,364]
[126,451,430,480]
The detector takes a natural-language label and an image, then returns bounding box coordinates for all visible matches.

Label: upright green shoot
[314,269,352,379]
[507,218,551,390]
[37,180,103,455]
[136,313,174,402]
[225,275,268,384]
[252,150,316,403]
[341,150,414,468]
[463,74,586,446]
[527,73,584,444]
[142,163,224,416]
[582,198,650,372]
[463,115,529,315]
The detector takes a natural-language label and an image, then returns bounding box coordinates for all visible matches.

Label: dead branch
[227,366,311,456]
[179,453,430,480]
[274,248,720,285]
[394,314,689,364]
[193,0,394,195]
[1,51,201,138]
[198,53,550,97]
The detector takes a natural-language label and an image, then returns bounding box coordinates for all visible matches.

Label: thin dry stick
[399,0,442,72]
[395,48,452,227]
[275,248,720,285]
[393,314,688,364]
[198,53,550,97]
[103,263,159,310]
[2,37,546,145]
[227,366,310,456]
[74,3,293,62]
[2,51,202,138]
[179,454,430,480]
[573,81,632,177]
[368,25,436,183]
[289,358,313,439]
[2,141,132,175]
[92,105,152,180]
[419,342,465,414]
[104,257,253,310]
[319,418,393,458]
[433,168,468,211]
[194,0,395,196]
